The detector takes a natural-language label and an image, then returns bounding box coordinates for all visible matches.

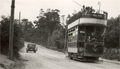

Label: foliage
[48,26,65,49]
[20,19,34,42]
[104,17,119,48]
[24,9,65,49]
[0,16,24,59]
[103,16,119,60]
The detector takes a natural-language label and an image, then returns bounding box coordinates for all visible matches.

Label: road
[20,42,120,69]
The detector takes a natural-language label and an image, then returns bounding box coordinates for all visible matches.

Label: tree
[32,9,61,45]
[21,18,34,42]
[24,8,65,50]
[104,17,119,48]
[0,16,24,59]
[48,26,65,49]
[104,16,119,59]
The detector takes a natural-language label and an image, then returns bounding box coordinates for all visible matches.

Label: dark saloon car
[26,44,38,53]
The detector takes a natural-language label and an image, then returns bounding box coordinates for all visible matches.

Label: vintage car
[26,44,38,53]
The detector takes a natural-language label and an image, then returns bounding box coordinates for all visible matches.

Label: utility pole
[9,0,15,60]
[118,15,120,61]
[64,24,68,53]
[19,12,21,24]
[61,15,65,26]
[61,15,67,53]
[0,23,1,54]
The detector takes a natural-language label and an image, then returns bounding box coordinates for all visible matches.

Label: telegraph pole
[118,15,120,61]
[61,15,68,53]
[0,23,1,54]
[19,12,21,24]
[9,0,15,60]
[61,15,65,26]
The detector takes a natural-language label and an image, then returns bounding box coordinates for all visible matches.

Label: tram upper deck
[67,6,108,29]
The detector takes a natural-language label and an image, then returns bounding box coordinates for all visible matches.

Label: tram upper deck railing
[67,7,108,25]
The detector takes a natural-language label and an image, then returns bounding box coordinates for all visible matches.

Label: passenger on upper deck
[81,5,85,13]
[81,5,95,14]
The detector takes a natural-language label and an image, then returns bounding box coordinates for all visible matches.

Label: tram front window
[86,26,105,42]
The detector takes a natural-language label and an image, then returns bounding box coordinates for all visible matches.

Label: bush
[103,16,119,60]
[0,16,24,59]
[103,48,119,60]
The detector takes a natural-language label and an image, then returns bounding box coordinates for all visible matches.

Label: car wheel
[26,50,28,53]
[34,51,36,53]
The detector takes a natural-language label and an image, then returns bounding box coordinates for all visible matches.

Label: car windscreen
[28,44,35,48]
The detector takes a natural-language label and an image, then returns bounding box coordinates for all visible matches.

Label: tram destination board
[92,13,103,19]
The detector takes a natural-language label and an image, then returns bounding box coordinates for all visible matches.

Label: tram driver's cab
[86,26,105,42]
[79,26,105,43]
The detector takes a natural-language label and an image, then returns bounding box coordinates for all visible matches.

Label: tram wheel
[72,54,78,60]
[95,57,99,60]
[68,53,73,59]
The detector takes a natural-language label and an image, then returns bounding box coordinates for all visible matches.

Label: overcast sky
[0,0,120,22]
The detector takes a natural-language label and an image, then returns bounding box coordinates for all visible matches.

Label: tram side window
[68,32,74,42]
[79,26,86,42]
[68,33,72,42]
[68,27,77,42]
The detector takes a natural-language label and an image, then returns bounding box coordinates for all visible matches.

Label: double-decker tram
[65,6,108,61]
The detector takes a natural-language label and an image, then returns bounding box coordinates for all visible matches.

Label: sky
[0,0,120,23]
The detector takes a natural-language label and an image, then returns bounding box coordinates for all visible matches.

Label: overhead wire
[72,0,83,7]
[60,0,69,10]
[48,0,54,8]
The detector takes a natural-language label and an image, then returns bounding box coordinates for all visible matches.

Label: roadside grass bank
[0,54,26,69]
